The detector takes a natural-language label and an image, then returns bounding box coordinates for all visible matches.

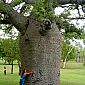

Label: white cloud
[55,7,64,15]
[70,38,85,48]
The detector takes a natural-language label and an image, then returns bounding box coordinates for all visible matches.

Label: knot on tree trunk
[39,19,52,36]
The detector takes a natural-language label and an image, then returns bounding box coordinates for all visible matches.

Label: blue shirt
[20,75,26,85]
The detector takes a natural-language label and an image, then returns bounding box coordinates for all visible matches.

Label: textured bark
[19,16,61,85]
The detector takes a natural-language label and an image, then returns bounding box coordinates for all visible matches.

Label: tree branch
[10,0,23,7]
[10,0,35,6]
[65,17,85,19]
[0,2,28,35]
[57,0,85,5]
[0,20,10,24]
[5,0,85,7]
[20,0,85,5]
[23,0,35,4]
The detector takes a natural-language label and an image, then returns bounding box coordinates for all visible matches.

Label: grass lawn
[0,64,20,85]
[0,73,20,85]
[60,69,85,85]
[60,61,85,85]
[0,61,85,85]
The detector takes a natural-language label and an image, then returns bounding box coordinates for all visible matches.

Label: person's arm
[24,72,33,75]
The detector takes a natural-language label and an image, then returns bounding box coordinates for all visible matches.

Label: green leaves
[61,40,77,62]
[31,0,56,21]
[0,38,20,64]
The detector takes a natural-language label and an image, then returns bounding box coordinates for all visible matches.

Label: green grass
[0,65,20,85]
[60,69,85,85]
[60,61,85,85]
[0,73,20,85]
[0,61,85,85]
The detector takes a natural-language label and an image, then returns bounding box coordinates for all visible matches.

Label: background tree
[61,39,77,68]
[0,38,20,74]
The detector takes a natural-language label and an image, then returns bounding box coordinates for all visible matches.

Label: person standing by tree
[4,66,6,75]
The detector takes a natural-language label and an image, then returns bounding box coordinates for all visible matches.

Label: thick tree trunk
[0,2,61,85]
[19,16,61,85]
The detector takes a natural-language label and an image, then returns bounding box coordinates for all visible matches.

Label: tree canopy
[0,38,20,64]
[0,0,85,62]
[0,0,85,37]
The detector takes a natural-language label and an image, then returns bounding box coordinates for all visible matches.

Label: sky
[55,7,85,48]
[0,30,5,38]
[0,28,18,38]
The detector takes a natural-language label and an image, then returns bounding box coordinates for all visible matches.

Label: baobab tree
[0,0,85,85]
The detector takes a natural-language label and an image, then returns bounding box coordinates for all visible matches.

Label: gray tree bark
[0,2,61,85]
[19,16,61,85]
